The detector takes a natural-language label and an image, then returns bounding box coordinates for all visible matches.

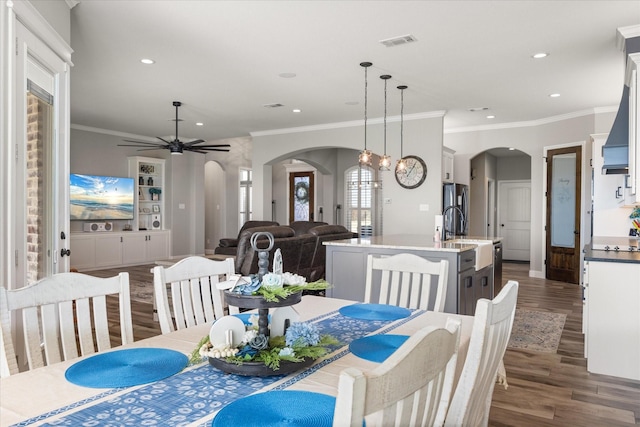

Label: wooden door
[546,146,582,283]
[289,172,315,222]
[497,181,531,261]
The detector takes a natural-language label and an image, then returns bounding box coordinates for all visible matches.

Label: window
[345,166,381,236]
[239,168,252,225]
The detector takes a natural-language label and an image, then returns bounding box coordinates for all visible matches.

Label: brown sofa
[234,223,356,282]
[214,220,279,256]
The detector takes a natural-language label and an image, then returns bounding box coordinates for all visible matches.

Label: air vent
[263,103,284,108]
[379,34,418,48]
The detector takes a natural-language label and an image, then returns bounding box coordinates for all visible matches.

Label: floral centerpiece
[189,273,338,372]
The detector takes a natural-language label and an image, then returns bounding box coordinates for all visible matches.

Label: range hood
[602,85,630,175]
[602,34,640,174]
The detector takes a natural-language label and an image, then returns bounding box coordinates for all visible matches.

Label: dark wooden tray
[224,290,302,309]
[208,356,314,377]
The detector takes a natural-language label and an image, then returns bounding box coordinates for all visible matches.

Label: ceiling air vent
[379,34,418,48]
[263,103,284,108]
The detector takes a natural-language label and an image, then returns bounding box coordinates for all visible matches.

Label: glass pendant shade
[359,62,373,166]
[396,85,408,172]
[379,74,392,171]
[359,149,372,166]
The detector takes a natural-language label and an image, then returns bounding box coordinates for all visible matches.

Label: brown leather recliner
[289,221,328,236]
[308,225,357,282]
[214,220,279,256]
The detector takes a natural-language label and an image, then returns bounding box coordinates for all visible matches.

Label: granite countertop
[584,244,640,264]
[324,234,478,253]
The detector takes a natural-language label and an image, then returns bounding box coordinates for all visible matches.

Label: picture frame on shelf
[152,204,160,213]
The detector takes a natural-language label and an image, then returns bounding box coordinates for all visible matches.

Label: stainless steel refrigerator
[442,183,469,237]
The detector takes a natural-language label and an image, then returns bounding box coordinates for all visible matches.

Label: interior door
[497,181,531,261]
[289,172,315,222]
[546,146,582,283]
[14,22,70,287]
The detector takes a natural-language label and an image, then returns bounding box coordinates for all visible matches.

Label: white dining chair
[364,253,449,311]
[333,318,461,427]
[0,272,133,377]
[444,280,519,427]
[152,256,235,334]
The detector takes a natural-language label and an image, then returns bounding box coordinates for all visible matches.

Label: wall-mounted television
[70,174,135,221]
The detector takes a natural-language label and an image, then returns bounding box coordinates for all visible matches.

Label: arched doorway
[469,148,531,261]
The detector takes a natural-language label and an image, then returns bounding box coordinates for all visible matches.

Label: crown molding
[250,111,445,137]
[444,107,615,134]
[8,0,74,66]
[65,0,80,9]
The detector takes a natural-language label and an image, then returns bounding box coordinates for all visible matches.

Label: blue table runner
[15,309,421,427]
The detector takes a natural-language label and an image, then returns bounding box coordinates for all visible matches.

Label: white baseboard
[529,270,545,279]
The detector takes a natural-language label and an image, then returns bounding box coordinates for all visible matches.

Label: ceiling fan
[118,101,230,155]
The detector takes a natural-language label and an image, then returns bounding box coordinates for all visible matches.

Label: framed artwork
[152,204,160,213]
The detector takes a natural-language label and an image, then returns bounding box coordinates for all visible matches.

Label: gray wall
[30,0,71,44]
[497,155,531,181]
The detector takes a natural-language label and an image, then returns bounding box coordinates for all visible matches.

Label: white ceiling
[69,1,640,145]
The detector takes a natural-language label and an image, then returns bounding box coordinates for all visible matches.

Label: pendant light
[396,85,408,172]
[379,74,392,171]
[358,62,373,166]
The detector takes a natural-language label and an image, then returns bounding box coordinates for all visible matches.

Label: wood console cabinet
[70,231,171,271]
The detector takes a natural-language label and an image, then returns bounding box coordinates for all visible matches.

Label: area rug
[507,309,567,353]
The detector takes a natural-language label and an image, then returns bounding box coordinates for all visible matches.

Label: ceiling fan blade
[121,139,165,147]
[118,143,166,148]
[194,144,231,149]
[157,136,172,144]
[193,148,231,152]
[182,139,206,147]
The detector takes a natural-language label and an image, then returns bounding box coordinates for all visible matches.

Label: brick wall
[26,93,45,284]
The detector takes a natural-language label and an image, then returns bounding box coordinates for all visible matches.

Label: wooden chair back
[364,253,449,311]
[0,272,132,377]
[444,280,519,427]
[333,318,461,427]
[152,256,235,334]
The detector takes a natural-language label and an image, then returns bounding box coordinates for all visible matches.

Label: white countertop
[323,234,478,253]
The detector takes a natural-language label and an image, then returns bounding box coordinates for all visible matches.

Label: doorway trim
[542,141,588,285]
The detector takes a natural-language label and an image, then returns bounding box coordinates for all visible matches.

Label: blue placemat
[339,303,411,321]
[349,334,410,363]
[65,348,188,388]
[211,390,336,427]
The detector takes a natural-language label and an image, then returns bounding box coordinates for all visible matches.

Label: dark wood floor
[102,262,640,426]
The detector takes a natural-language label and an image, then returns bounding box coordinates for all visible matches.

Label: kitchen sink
[450,239,494,271]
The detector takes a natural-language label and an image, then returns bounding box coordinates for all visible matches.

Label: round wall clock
[395,155,427,189]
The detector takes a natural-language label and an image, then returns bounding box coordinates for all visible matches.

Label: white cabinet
[585,260,640,380]
[442,147,455,183]
[129,156,166,231]
[70,231,171,270]
[627,53,640,204]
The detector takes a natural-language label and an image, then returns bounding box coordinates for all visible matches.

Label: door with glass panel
[14,22,70,286]
[546,146,582,283]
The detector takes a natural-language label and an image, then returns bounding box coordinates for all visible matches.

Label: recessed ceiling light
[486,115,495,119]
[196,122,204,126]
[140,58,155,65]
[549,93,561,98]
[509,147,516,151]
[279,73,296,78]
[293,109,301,113]
[532,52,548,59]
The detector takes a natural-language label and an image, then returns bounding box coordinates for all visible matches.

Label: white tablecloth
[0,296,473,427]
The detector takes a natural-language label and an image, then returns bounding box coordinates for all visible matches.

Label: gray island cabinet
[324,234,486,315]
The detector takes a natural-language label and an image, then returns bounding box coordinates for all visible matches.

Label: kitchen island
[324,234,501,315]
[583,239,640,380]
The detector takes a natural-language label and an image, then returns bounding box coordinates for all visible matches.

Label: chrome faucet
[442,205,466,241]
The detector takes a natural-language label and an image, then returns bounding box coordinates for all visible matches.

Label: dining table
[0,296,474,427]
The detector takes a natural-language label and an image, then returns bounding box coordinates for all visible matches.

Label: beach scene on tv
[70,174,135,220]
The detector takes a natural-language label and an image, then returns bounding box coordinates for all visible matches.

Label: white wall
[29,0,71,44]
[445,111,616,278]
[204,161,225,252]
[252,113,445,236]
